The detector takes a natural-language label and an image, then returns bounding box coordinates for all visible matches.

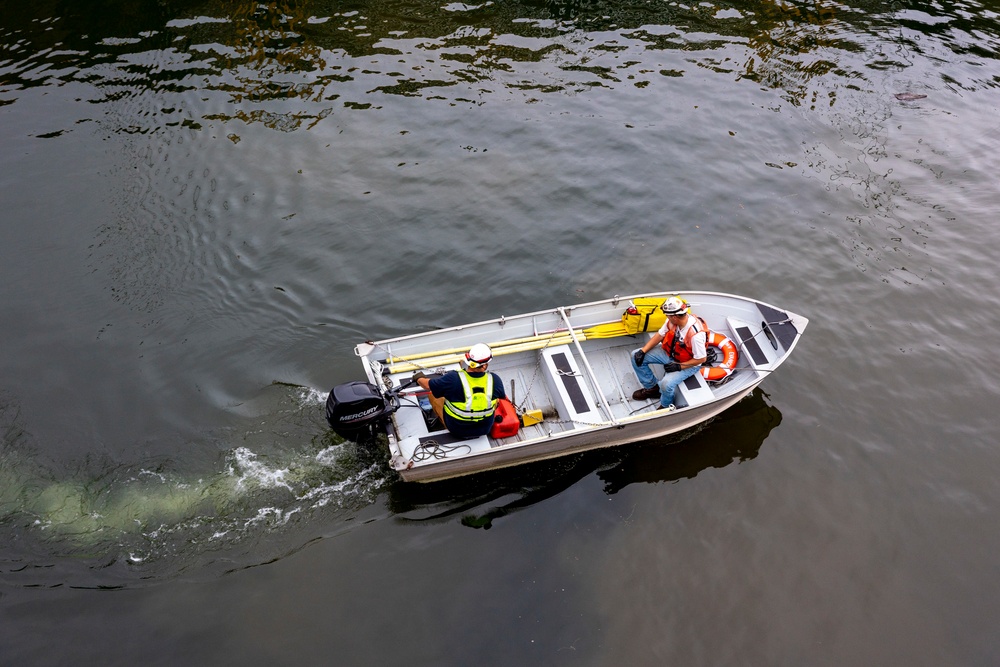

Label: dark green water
[3,0,1000,664]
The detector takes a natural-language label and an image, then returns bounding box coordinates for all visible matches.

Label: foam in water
[0,386,389,577]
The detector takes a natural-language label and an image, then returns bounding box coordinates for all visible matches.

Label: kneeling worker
[413,343,506,439]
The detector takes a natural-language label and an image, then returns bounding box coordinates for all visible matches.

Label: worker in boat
[412,343,506,438]
[629,295,708,410]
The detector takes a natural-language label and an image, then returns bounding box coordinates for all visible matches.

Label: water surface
[3,0,1000,664]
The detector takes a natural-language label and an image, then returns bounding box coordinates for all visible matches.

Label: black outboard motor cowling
[325,381,394,443]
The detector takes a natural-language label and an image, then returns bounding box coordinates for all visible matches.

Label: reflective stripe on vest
[661,315,707,362]
[444,371,497,422]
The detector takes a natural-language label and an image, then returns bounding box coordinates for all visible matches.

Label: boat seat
[674,371,714,408]
[540,345,600,426]
[726,316,779,370]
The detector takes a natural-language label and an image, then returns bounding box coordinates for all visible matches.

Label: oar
[582,321,629,338]
[388,333,588,374]
[385,329,588,363]
[385,321,632,364]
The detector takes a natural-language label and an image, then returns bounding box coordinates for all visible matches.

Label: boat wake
[0,386,391,588]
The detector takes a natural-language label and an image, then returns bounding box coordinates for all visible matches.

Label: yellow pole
[388,333,585,374]
[385,329,587,363]
[382,320,630,371]
[384,321,630,364]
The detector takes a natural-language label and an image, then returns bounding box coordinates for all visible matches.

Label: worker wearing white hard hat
[413,343,506,438]
[629,295,708,410]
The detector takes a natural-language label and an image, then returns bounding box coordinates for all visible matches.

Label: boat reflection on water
[597,388,781,495]
[386,389,781,528]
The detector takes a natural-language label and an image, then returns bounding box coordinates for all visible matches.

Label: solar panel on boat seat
[735,326,769,366]
[758,304,796,349]
[551,352,592,414]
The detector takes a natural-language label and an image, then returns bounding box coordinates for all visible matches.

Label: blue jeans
[630,346,700,408]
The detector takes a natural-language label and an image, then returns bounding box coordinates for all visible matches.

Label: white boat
[325,291,808,483]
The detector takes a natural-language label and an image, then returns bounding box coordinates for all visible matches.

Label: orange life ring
[700,332,739,382]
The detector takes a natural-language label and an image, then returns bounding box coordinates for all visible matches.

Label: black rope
[411,439,473,462]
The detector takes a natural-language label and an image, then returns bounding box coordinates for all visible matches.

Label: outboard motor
[325,381,395,444]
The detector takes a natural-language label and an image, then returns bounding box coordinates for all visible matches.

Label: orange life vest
[661,314,708,362]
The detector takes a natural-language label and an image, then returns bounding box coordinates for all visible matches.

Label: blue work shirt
[428,370,506,438]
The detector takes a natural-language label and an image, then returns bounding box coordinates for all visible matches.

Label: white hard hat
[465,343,493,368]
[661,296,689,316]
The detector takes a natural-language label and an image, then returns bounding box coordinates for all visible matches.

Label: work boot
[632,386,661,401]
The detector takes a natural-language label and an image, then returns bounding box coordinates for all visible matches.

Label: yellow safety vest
[444,371,497,422]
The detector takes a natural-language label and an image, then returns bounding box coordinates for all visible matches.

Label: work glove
[633,350,646,366]
[412,371,426,381]
[662,362,681,373]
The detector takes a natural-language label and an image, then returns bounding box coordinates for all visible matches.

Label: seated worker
[630,295,708,410]
[413,343,506,439]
